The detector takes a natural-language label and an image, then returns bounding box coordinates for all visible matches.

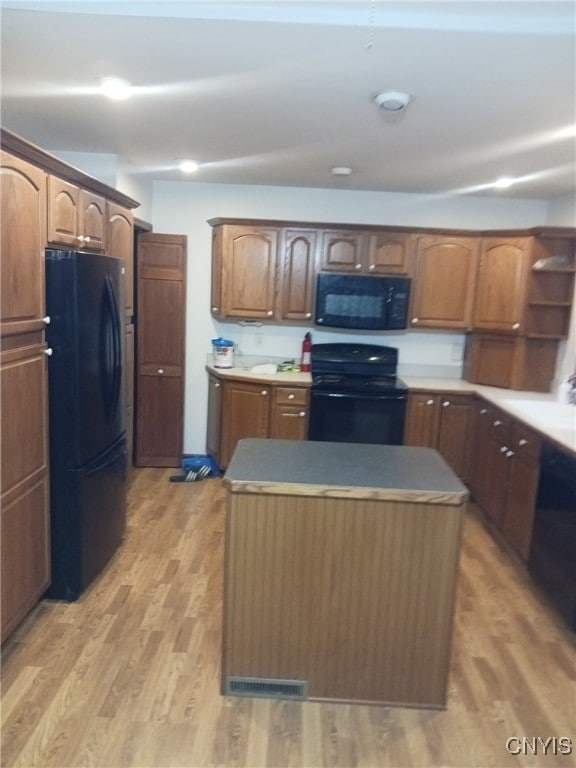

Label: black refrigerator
[45,249,127,601]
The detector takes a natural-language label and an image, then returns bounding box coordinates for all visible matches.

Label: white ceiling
[1,1,575,200]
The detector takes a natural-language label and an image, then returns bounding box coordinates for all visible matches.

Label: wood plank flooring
[1,468,575,767]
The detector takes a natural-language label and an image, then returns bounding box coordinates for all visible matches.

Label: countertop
[224,438,469,504]
[207,364,575,453]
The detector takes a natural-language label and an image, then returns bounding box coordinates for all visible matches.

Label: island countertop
[224,438,469,504]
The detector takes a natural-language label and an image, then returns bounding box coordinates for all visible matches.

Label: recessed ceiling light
[493,176,516,189]
[373,90,412,112]
[99,76,133,101]
[177,159,199,173]
[331,166,352,176]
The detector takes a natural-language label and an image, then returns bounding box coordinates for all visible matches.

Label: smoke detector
[373,90,412,112]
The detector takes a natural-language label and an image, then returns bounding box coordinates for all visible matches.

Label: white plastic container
[212,337,234,368]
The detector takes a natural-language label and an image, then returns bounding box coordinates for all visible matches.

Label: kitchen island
[222,438,469,709]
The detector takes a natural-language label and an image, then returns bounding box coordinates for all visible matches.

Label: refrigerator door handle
[100,274,122,420]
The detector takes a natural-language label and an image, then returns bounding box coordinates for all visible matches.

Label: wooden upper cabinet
[220,225,279,319]
[410,235,479,329]
[0,151,47,336]
[47,176,106,252]
[319,229,365,272]
[279,228,317,321]
[106,201,134,316]
[474,237,531,332]
[366,231,414,275]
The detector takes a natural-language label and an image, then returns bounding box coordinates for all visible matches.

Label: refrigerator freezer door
[46,434,127,601]
[46,250,125,468]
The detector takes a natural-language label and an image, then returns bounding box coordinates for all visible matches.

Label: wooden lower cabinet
[469,400,541,561]
[1,342,50,643]
[404,392,474,483]
[207,376,310,468]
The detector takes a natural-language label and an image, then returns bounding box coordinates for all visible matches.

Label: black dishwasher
[528,442,576,631]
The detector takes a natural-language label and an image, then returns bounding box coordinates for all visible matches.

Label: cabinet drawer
[274,386,309,406]
[510,422,541,464]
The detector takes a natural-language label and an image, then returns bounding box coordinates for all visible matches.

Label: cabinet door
[468,401,491,503]
[206,374,223,464]
[501,453,540,562]
[410,236,479,329]
[319,229,365,272]
[47,176,80,246]
[1,345,50,642]
[221,381,270,467]
[107,201,134,317]
[124,323,134,471]
[436,394,475,482]
[1,152,47,336]
[135,233,187,467]
[269,386,309,440]
[210,225,223,318]
[481,411,512,526]
[474,237,531,332]
[80,190,106,251]
[279,229,316,321]
[221,225,278,319]
[366,232,414,275]
[403,393,440,447]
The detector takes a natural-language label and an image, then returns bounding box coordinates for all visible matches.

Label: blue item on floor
[181,454,221,477]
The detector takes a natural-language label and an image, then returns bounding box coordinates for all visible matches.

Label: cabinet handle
[299,411,306,417]
[77,235,84,242]
[480,408,487,415]
[493,419,502,426]
[500,445,509,453]
[368,264,375,271]
[283,411,306,418]
[211,306,219,312]
[266,310,273,317]
[518,438,528,446]
[84,236,91,243]
[44,347,53,356]
[288,393,295,400]
[43,315,51,324]
[214,382,221,388]
[442,400,450,407]
[506,450,514,458]
[158,368,164,374]
[426,399,434,405]
[412,317,419,324]
[305,312,311,318]
[355,263,362,270]
[261,390,268,396]
[512,323,520,330]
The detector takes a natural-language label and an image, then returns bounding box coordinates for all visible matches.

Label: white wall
[547,193,576,226]
[151,180,554,454]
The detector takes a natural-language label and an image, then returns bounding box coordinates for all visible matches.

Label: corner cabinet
[1,151,50,643]
[206,373,310,468]
[403,391,475,483]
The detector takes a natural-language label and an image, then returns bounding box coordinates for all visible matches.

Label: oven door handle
[311,391,407,401]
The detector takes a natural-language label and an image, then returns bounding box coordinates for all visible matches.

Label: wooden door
[135,233,187,467]
[47,176,80,247]
[474,237,531,332]
[436,395,475,482]
[279,228,317,321]
[403,393,440,447]
[366,232,414,275]
[410,235,479,329]
[221,381,270,467]
[79,191,106,251]
[221,225,278,319]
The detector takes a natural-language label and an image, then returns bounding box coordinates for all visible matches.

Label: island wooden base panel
[223,492,463,708]
[2,470,575,768]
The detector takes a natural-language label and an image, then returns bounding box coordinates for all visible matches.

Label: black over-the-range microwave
[314,273,411,331]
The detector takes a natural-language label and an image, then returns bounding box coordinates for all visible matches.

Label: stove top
[310,342,406,394]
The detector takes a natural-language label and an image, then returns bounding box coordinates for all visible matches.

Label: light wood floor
[1,468,575,768]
